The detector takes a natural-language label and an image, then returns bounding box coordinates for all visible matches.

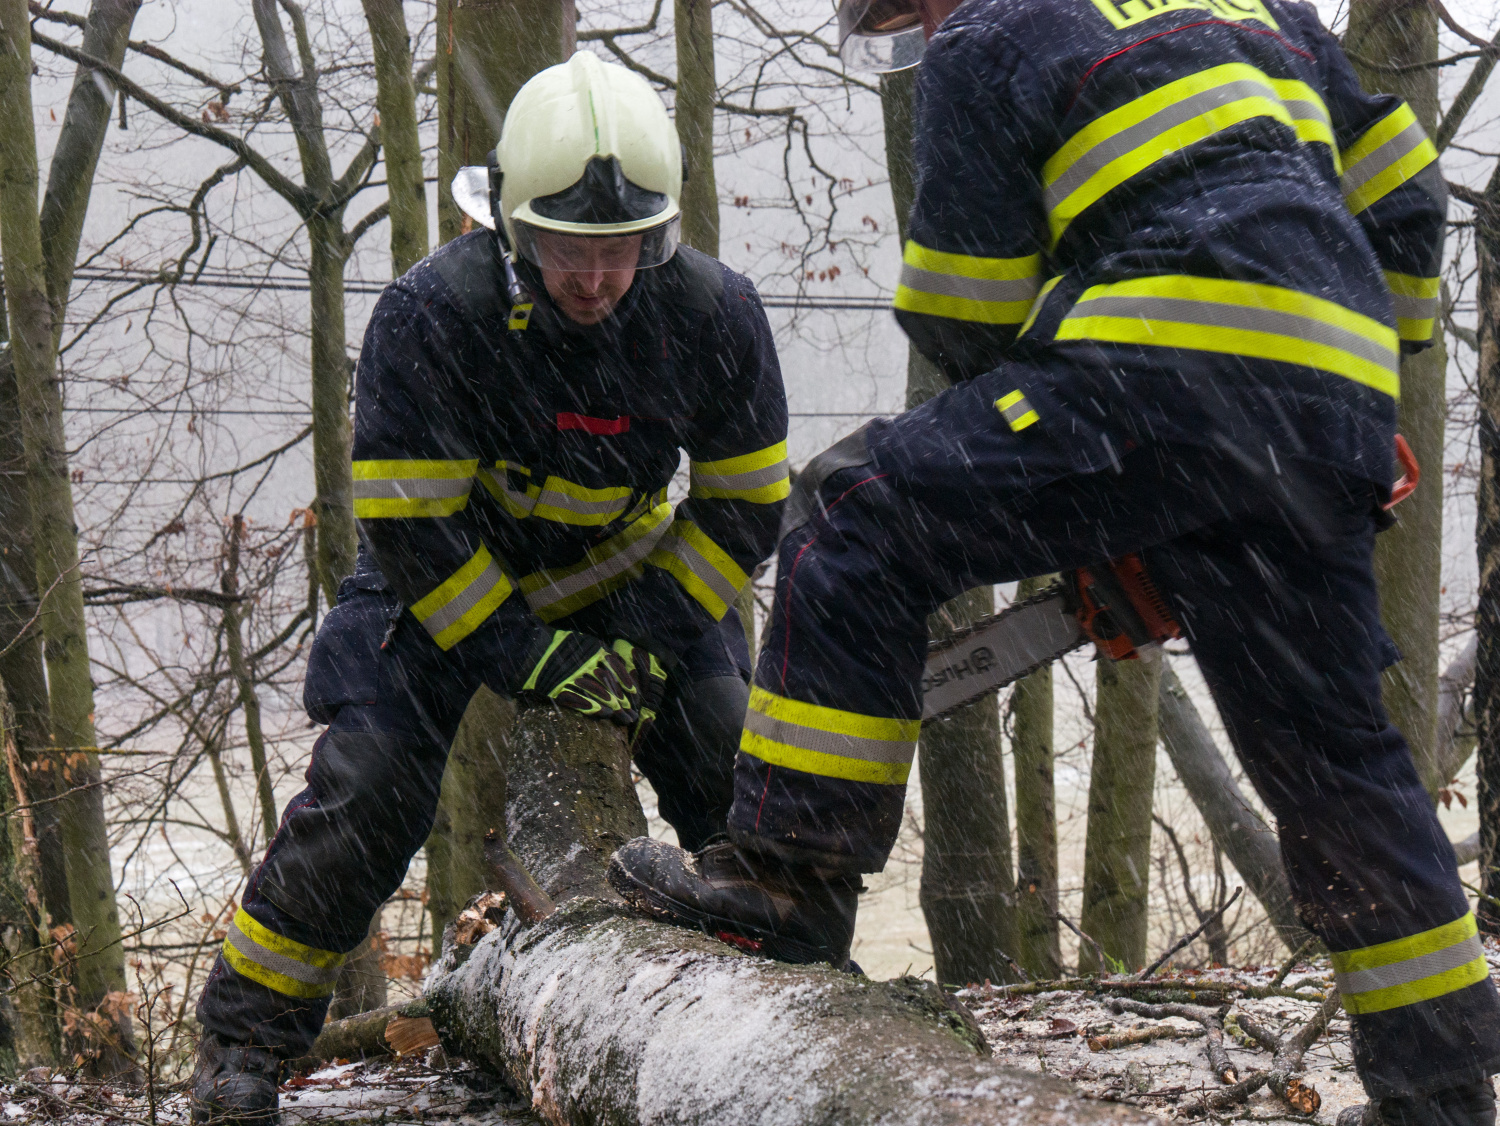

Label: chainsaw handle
[1385,434,1419,510]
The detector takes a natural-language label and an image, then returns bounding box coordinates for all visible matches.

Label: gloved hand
[520,629,641,724]
[612,639,669,729]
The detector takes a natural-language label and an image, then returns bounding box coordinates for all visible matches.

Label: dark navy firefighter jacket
[349,235,789,692]
[891,0,1445,490]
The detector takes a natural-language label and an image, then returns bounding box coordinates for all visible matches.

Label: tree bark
[1348,0,1446,793]
[306,211,355,601]
[1079,649,1161,972]
[0,0,128,1020]
[423,705,1155,1126]
[1473,160,1500,930]
[674,0,718,256]
[1012,577,1061,979]
[362,0,428,276]
[222,515,276,840]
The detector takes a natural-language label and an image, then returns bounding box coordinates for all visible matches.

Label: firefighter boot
[1335,1080,1497,1126]
[607,835,860,967]
[189,1033,282,1125]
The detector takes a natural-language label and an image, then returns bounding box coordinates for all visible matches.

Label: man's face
[532,230,642,325]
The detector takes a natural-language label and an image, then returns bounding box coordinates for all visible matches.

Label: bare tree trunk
[1348,0,1446,792]
[1473,163,1500,930]
[0,0,129,1028]
[307,212,356,601]
[675,0,718,256]
[1079,649,1161,972]
[362,0,428,276]
[221,515,276,840]
[1011,577,1061,979]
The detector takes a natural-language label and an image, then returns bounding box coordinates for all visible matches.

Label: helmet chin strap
[487,150,534,311]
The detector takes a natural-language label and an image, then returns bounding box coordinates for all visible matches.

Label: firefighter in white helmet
[190,52,789,1124]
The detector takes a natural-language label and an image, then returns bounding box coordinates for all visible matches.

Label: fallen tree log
[423,703,1158,1126]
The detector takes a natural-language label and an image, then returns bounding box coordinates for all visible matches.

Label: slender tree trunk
[307,214,355,600]
[363,0,429,276]
[426,0,570,938]
[675,0,718,255]
[880,69,1015,983]
[1079,648,1162,972]
[1348,0,1446,792]
[0,0,128,1019]
[1011,577,1060,979]
[1473,163,1500,930]
[222,515,276,840]
[38,0,143,338]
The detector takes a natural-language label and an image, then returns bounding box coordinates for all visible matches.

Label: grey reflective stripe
[535,483,631,519]
[1000,396,1035,426]
[523,516,674,614]
[1067,294,1398,374]
[1342,117,1427,195]
[656,530,742,605]
[227,919,343,987]
[419,557,509,637]
[1282,97,1330,131]
[478,467,537,514]
[897,262,1041,305]
[1046,78,1279,213]
[1334,934,1484,997]
[353,477,471,501]
[691,460,790,492]
[743,708,915,764]
[1391,291,1438,324]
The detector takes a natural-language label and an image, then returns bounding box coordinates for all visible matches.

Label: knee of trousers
[251,728,445,947]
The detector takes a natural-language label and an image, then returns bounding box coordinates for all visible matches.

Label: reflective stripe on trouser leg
[220,907,345,999]
[1333,914,1489,1016]
[740,686,919,786]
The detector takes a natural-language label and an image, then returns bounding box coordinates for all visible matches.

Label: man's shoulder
[390,230,502,324]
[657,246,770,326]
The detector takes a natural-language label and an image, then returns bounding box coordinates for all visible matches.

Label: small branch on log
[1269,937,1319,988]
[1138,887,1242,980]
[1107,998,1236,1084]
[483,828,555,924]
[291,999,429,1070]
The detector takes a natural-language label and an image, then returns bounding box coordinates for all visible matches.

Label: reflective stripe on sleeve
[689,441,791,504]
[740,687,920,785]
[220,908,345,1000]
[410,545,514,650]
[1043,64,1334,246]
[533,477,634,526]
[995,390,1039,431]
[1341,102,1437,216]
[520,502,675,622]
[645,521,749,619]
[352,459,477,519]
[1332,913,1489,1015]
[893,242,1042,325]
[1384,270,1440,344]
[1055,274,1400,399]
[477,461,541,519]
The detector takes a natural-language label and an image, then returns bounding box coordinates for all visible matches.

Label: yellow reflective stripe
[477,461,542,519]
[1341,103,1437,216]
[645,521,748,619]
[690,441,791,503]
[409,545,514,650]
[1269,77,1339,172]
[894,241,1042,325]
[1332,914,1489,1016]
[1056,274,1401,399]
[221,908,345,1000]
[509,302,533,330]
[352,458,477,519]
[995,390,1039,432]
[1385,270,1440,343]
[1043,63,1328,245]
[520,502,674,621]
[1018,275,1064,338]
[739,686,919,785]
[532,477,634,527]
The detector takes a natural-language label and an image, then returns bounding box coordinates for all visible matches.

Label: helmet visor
[513,215,681,272]
[837,0,925,71]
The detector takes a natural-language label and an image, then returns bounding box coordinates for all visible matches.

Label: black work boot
[189,1033,282,1125]
[1336,1079,1497,1126]
[607,836,861,967]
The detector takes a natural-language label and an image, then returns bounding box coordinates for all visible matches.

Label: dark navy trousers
[198,568,749,1058]
[729,364,1499,1098]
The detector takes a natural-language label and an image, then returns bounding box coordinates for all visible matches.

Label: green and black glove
[520,630,641,724]
[613,639,669,724]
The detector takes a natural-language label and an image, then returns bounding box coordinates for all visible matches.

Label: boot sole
[606,856,832,965]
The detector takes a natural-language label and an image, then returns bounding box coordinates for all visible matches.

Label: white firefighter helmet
[451,52,683,272]
[836,0,925,72]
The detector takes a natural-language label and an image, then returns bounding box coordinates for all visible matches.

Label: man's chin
[557,295,616,324]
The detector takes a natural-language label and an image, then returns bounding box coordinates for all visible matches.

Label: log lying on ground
[424,703,1158,1126]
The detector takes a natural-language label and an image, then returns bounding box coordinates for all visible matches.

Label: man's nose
[572,269,605,294]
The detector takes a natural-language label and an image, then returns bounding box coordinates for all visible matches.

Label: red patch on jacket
[556,412,630,435]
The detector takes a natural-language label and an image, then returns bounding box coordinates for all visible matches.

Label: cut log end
[385,1015,441,1056]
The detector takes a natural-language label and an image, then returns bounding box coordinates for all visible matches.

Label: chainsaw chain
[925,580,1070,652]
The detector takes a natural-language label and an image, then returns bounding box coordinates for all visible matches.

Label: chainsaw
[921,436,1420,721]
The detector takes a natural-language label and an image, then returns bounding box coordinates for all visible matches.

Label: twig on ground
[1107,997,1237,1084]
[1087,1023,1206,1050]
[1270,936,1319,988]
